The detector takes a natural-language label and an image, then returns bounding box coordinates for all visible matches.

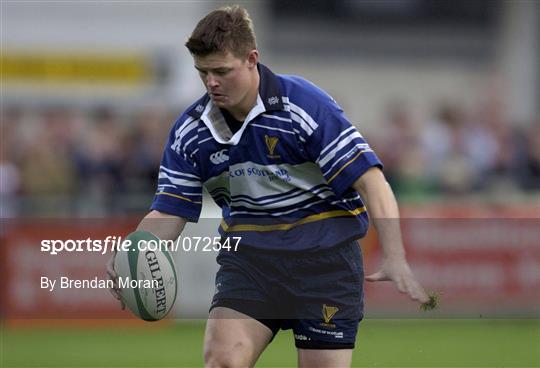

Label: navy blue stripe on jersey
[230,184,332,208]
[225,191,365,221]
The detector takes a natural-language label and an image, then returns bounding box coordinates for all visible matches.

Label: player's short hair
[185,5,257,58]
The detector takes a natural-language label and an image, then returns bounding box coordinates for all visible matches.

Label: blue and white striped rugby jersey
[151,64,382,251]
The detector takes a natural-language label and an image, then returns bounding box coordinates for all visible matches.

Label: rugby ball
[114,231,178,321]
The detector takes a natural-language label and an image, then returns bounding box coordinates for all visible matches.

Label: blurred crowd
[1,101,539,217]
[372,100,540,201]
[1,105,176,216]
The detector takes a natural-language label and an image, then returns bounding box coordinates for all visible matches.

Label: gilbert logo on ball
[114,231,178,321]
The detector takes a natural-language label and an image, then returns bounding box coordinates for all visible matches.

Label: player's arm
[352,167,429,304]
[136,210,187,240]
[106,210,187,308]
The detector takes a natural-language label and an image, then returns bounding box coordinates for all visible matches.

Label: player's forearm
[366,190,406,261]
[353,168,406,261]
[136,210,187,241]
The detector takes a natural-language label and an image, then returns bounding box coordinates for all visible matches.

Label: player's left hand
[366,257,429,304]
[106,253,126,310]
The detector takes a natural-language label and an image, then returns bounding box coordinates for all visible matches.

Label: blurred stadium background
[1,1,539,367]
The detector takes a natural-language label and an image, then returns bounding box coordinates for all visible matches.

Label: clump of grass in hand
[420,292,440,311]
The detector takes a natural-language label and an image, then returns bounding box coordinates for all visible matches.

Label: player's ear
[246,50,259,69]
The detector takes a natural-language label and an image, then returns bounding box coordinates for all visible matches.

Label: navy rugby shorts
[210,240,364,349]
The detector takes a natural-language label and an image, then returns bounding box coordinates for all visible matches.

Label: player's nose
[206,74,220,89]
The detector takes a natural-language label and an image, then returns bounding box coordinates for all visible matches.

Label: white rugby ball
[114,231,178,321]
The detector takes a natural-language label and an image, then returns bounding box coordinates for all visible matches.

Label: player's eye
[195,67,207,76]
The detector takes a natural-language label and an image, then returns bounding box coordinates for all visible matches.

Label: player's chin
[213,100,230,108]
[216,96,235,106]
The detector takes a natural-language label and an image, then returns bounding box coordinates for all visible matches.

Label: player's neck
[227,70,260,122]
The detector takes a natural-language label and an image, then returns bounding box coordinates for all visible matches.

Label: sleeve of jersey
[307,105,383,197]
[150,121,203,222]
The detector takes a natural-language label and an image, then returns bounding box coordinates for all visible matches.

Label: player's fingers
[395,277,407,294]
[365,270,387,282]
[106,256,121,286]
[106,256,123,306]
[106,268,117,280]
[108,285,125,310]
[106,272,119,290]
[403,278,417,298]
[406,277,429,302]
[110,281,121,300]
[413,284,430,304]
[109,286,121,300]
[106,257,117,280]
[109,284,121,300]
[406,279,429,303]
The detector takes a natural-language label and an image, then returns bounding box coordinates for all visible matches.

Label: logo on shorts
[210,149,229,165]
[321,304,339,329]
[264,135,280,159]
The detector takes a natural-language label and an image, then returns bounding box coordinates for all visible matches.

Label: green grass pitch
[2,319,539,367]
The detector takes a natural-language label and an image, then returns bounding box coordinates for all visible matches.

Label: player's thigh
[297,348,353,368]
[204,307,274,368]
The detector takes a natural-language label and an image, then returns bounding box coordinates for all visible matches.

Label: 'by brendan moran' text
[40,276,158,292]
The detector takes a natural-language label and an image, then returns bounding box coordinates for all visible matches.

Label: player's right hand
[366,257,429,304]
[106,254,125,310]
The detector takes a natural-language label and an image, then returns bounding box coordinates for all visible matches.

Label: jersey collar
[258,63,284,111]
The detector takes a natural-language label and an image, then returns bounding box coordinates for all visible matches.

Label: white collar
[200,94,266,145]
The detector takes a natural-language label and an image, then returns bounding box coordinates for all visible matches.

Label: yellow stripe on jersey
[220,206,366,232]
[327,150,367,184]
[155,192,202,204]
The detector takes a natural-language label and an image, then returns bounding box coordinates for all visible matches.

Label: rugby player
[108,5,428,367]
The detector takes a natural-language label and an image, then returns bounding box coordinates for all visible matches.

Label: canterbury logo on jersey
[210,149,229,165]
